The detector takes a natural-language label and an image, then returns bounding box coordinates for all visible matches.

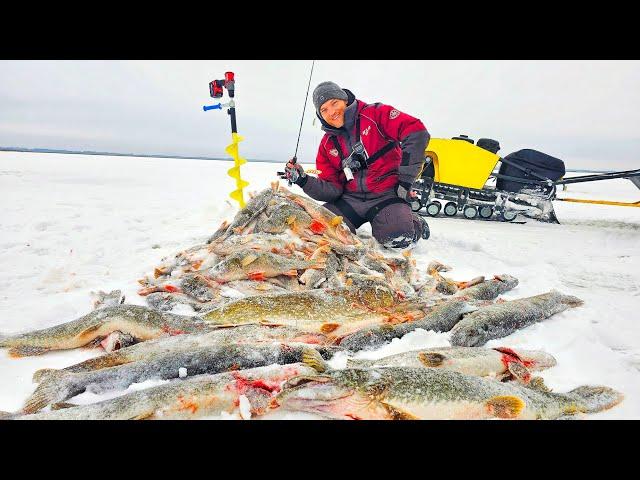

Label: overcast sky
[1,60,639,169]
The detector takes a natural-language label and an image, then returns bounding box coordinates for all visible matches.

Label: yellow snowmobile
[411,135,640,223]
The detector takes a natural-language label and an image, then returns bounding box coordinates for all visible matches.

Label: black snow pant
[323,190,425,249]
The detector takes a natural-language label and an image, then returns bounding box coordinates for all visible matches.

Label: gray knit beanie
[312,81,348,114]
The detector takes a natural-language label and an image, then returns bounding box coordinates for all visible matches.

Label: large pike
[274,351,623,420]
[12,363,317,420]
[33,324,330,382]
[346,346,557,383]
[0,305,212,357]
[450,290,584,347]
[202,283,429,339]
[22,342,340,413]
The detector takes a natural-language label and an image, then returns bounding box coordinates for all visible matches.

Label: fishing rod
[279,60,315,186]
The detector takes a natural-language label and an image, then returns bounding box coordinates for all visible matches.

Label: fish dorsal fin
[485,395,525,419]
[418,352,446,367]
[241,253,258,267]
[302,347,328,373]
[330,216,343,227]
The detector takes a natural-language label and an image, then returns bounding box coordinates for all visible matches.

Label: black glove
[277,160,307,186]
[395,181,413,202]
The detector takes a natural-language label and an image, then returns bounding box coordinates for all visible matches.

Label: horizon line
[0,146,610,173]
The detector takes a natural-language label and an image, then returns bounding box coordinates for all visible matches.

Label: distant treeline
[0,146,609,173]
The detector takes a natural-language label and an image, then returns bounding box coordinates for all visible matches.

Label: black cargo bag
[496,149,566,192]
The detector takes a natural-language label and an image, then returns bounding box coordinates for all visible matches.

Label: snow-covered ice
[1,151,639,419]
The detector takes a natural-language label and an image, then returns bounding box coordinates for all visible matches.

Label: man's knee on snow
[371,203,416,249]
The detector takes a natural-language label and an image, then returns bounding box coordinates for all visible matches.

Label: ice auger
[203,71,249,209]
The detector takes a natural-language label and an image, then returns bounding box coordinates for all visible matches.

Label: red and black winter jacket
[300,89,430,202]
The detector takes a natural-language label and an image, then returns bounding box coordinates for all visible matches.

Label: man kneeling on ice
[278,81,431,249]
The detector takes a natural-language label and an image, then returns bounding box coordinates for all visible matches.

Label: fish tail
[32,368,60,383]
[568,385,624,414]
[302,347,328,373]
[22,373,71,414]
[8,345,51,358]
[0,411,18,420]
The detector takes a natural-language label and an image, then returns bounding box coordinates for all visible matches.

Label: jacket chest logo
[389,109,400,119]
[361,125,371,136]
[329,148,339,157]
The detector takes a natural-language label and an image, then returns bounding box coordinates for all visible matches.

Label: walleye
[254,201,313,235]
[14,363,317,420]
[223,280,291,296]
[274,351,623,420]
[0,305,212,357]
[450,290,584,347]
[453,274,519,300]
[339,299,476,351]
[346,346,557,383]
[22,343,340,413]
[418,273,519,300]
[150,244,216,282]
[203,283,428,339]
[302,235,367,261]
[208,233,309,257]
[208,250,324,283]
[33,324,330,382]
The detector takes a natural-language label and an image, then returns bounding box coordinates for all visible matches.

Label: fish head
[209,254,246,280]
[504,348,558,370]
[493,274,519,290]
[344,276,396,307]
[559,293,584,307]
[274,374,362,419]
[450,323,488,347]
[99,331,137,353]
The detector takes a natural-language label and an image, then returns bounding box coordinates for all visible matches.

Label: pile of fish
[0,183,624,420]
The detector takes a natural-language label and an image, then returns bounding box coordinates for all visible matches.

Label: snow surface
[1,151,639,419]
